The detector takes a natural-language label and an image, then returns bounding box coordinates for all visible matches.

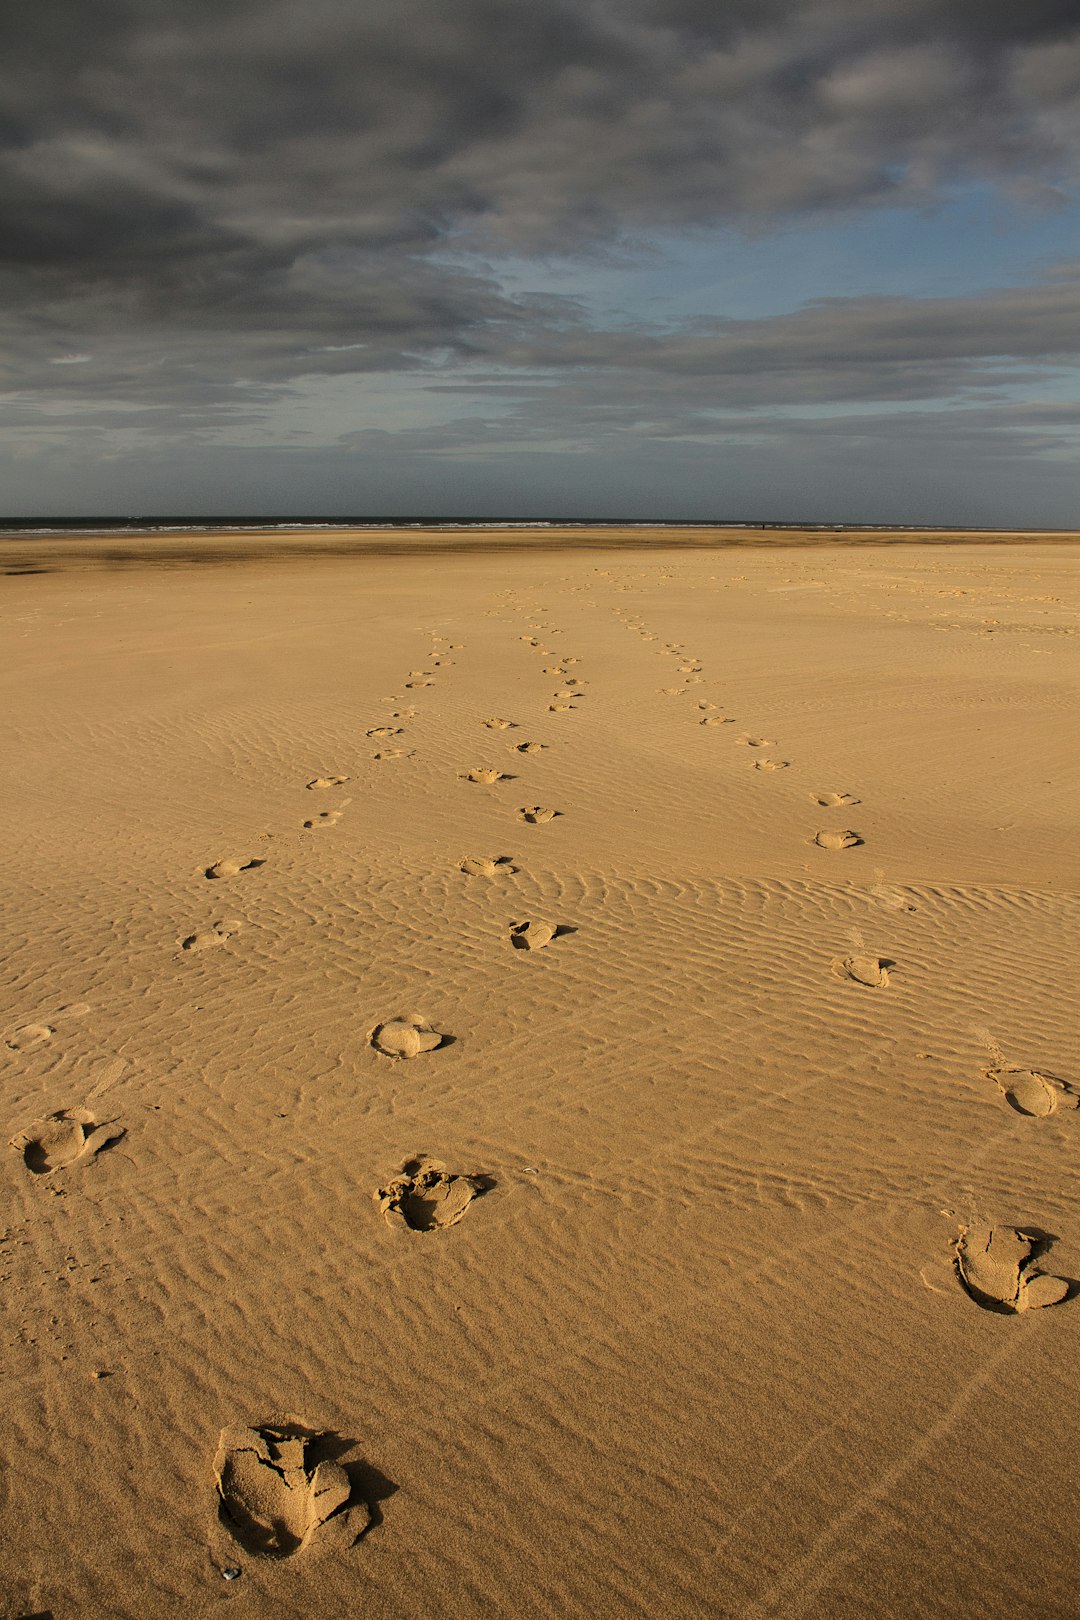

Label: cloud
[2,1,1079,400]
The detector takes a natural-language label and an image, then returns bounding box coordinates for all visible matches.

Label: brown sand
[1,536,1078,1618]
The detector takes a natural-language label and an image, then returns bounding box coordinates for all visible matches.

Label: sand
[1,535,1078,1618]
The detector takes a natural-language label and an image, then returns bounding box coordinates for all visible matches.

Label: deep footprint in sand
[303,810,342,829]
[754,759,790,771]
[11,1108,125,1175]
[459,855,517,877]
[520,805,559,824]
[954,1224,1070,1312]
[812,791,861,808]
[484,718,515,730]
[370,1015,446,1059]
[986,1067,1080,1118]
[513,741,545,754]
[509,920,561,951]
[813,828,862,849]
[180,919,242,953]
[373,748,411,761]
[375,1156,487,1232]
[549,700,574,713]
[366,726,401,739]
[737,736,775,748]
[307,775,349,790]
[831,954,890,987]
[5,1022,54,1052]
[205,857,266,880]
[700,715,734,726]
[214,1425,362,1558]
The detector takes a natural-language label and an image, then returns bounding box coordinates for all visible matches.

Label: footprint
[373,749,410,761]
[459,856,517,877]
[307,775,350,790]
[954,1224,1070,1313]
[370,1016,446,1059]
[366,726,401,739]
[813,829,862,849]
[831,954,890,987]
[986,1067,1080,1118]
[658,687,686,697]
[404,679,433,689]
[484,718,515,730]
[375,1156,487,1232]
[542,666,565,676]
[513,741,545,754]
[463,767,509,785]
[509,920,561,951]
[214,1425,362,1558]
[549,701,575,713]
[10,1109,125,1176]
[179,919,242,953]
[520,805,559,824]
[5,1023,54,1052]
[870,878,917,913]
[737,737,775,748]
[812,791,861,808]
[204,857,265,880]
[302,810,342,830]
[700,715,733,726]
[754,759,790,771]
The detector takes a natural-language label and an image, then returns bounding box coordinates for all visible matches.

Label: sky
[2,0,1079,523]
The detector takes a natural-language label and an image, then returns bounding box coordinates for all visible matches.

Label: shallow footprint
[11,1108,125,1175]
[484,718,515,730]
[302,810,342,829]
[811,791,861,808]
[463,767,509,784]
[205,857,266,880]
[700,715,733,726]
[831,954,890,987]
[366,726,401,739]
[459,855,517,877]
[813,828,862,849]
[214,1425,361,1558]
[180,919,242,953]
[987,1067,1080,1118]
[549,701,574,713]
[513,741,545,754]
[307,775,350,790]
[954,1224,1070,1313]
[520,805,559,824]
[754,758,789,771]
[375,1155,487,1232]
[5,1022,54,1052]
[370,1015,446,1059]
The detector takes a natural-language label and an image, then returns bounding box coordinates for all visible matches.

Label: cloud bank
[2,0,1079,512]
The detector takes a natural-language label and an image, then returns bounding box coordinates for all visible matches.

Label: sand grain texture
[1,538,1079,1618]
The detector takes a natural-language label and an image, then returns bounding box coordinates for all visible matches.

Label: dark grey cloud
[3,0,1079,403]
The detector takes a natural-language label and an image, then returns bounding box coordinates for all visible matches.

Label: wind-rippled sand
[1,538,1078,1618]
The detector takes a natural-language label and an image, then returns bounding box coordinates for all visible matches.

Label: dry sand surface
[1,536,1078,1619]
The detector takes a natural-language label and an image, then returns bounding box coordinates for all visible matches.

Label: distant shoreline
[3,523,1078,575]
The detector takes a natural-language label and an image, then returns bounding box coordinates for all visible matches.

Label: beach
[2,532,1078,1618]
